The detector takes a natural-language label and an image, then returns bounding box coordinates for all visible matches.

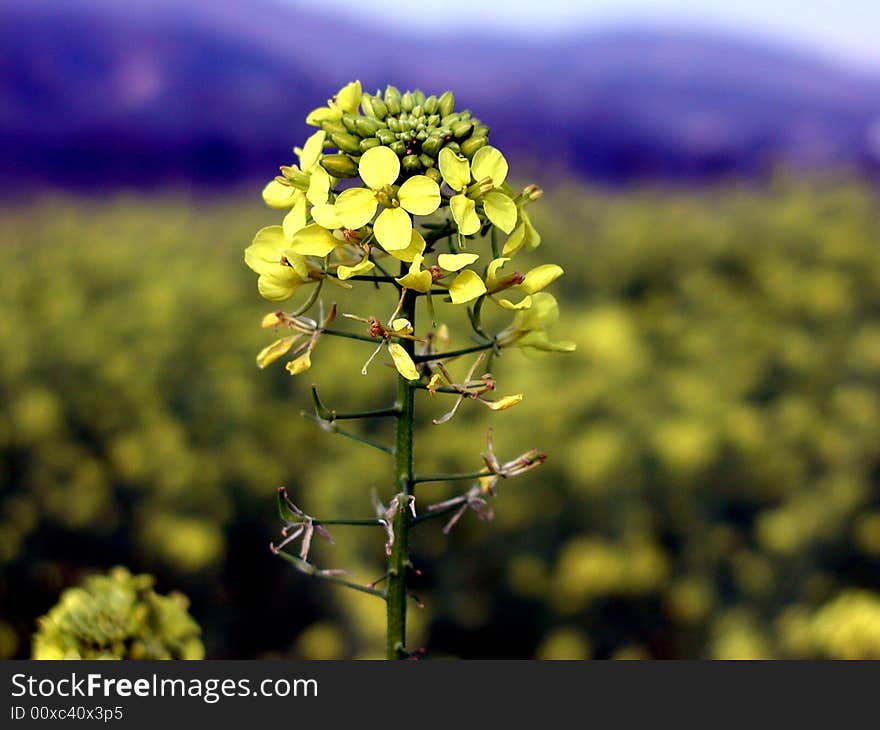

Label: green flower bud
[427,114,440,127]
[401,91,415,112]
[360,137,381,152]
[355,117,384,137]
[279,166,311,189]
[416,130,428,141]
[413,90,426,106]
[459,111,473,121]
[402,154,422,173]
[419,153,435,168]
[387,118,402,133]
[425,167,442,184]
[438,91,455,118]
[331,132,362,154]
[472,124,490,138]
[421,136,444,156]
[436,126,453,138]
[460,135,488,158]
[411,105,424,119]
[384,85,402,115]
[424,95,439,115]
[320,154,359,178]
[452,120,473,139]
[390,141,406,156]
[444,141,461,154]
[371,96,389,120]
[342,114,359,134]
[376,128,396,145]
[360,94,375,117]
[321,120,347,136]
[441,113,460,127]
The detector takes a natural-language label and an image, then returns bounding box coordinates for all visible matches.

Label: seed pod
[413,90,426,106]
[356,117,383,137]
[390,141,406,156]
[472,124,490,138]
[419,153,434,168]
[331,132,362,154]
[411,105,424,119]
[371,97,389,120]
[441,113,460,127]
[401,91,414,112]
[421,136,444,156]
[360,95,375,118]
[438,91,455,118]
[360,137,381,152]
[342,114,359,134]
[460,136,488,158]
[424,95,439,115]
[376,128,396,145]
[402,154,421,173]
[452,120,473,139]
[425,167,442,184]
[320,154,359,178]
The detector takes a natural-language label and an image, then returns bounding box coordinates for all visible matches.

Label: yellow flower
[394,253,487,304]
[330,146,441,251]
[244,226,315,302]
[497,293,576,353]
[485,258,565,310]
[305,80,363,127]
[438,146,517,235]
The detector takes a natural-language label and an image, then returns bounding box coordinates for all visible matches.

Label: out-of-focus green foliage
[32,566,202,659]
[1,179,879,658]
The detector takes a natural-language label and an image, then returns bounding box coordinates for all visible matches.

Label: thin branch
[321,328,384,344]
[412,471,489,484]
[276,551,387,599]
[311,385,400,421]
[301,412,395,455]
[410,497,468,526]
[412,342,495,363]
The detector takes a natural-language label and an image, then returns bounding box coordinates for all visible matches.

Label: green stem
[386,286,417,659]
[321,328,384,344]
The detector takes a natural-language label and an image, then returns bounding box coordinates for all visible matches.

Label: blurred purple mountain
[3,0,880,189]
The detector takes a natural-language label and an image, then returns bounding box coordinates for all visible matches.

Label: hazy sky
[288,0,880,71]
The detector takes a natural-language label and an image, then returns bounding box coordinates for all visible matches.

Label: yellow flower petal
[261,311,284,328]
[374,207,413,251]
[388,343,420,380]
[262,180,299,209]
[484,394,523,411]
[285,351,312,375]
[306,166,331,206]
[483,191,517,234]
[503,216,541,255]
[395,254,433,293]
[282,197,307,240]
[438,148,471,191]
[497,295,533,310]
[520,264,564,294]
[257,272,302,302]
[359,146,400,190]
[471,145,508,187]
[486,257,510,289]
[337,256,375,280]
[298,130,326,172]
[437,253,479,271]
[334,187,378,229]
[334,80,363,114]
[387,229,426,263]
[427,373,443,395]
[306,106,342,126]
[288,224,339,257]
[514,292,559,330]
[256,335,301,369]
[517,331,576,353]
[310,201,342,230]
[245,226,293,275]
[450,194,480,236]
[448,270,487,304]
[391,318,413,334]
[398,175,441,215]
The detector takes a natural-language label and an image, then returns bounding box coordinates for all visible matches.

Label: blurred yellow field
[1,179,880,658]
